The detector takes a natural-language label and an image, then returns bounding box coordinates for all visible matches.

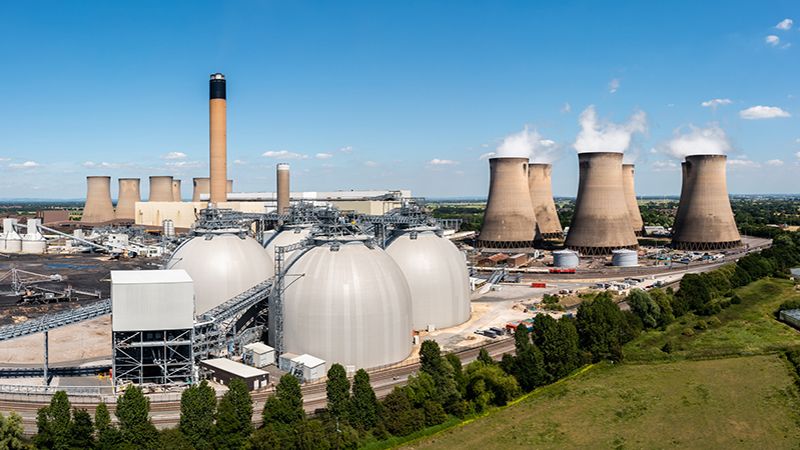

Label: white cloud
[496,126,541,159]
[338,146,353,153]
[728,157,760,169]
[479,152,496,160]
[233,159,247,165]
[608,78,620,94]
[561,102,571,113]
[262,150,308,159]
[701,98,732,109]
[9,161,40,169]
[663,124,731,158]
[162,151,187,160]
[573,106,647,154]
[766,35,781,46]
[739,105,791,120]
[0,158,9,162]
[776,18,793,30]
[315,153,334,160]
[82,161,124,169]
[166,160,203,169]
[428,158,459,165]
[652,160,678,172]
[766,159,784,166]
[363,160,379,167]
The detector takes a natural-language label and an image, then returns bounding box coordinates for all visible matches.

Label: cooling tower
[277,163,290,214]
[172,179,182,201]
[209,73,227,204]
[149,176,174,202]
[82,176,115,223]
[565,152,638,255]
[477,157,537,249]
[671,155,741,251]
[192,177,210,202]
[528,163,563,239]
[116,178,140,220]
[672,162,691,237]
[622,164,645,236]
[227,179,233,193]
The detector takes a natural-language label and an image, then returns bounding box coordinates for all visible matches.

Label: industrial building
[671,155,741,251]
[478,157,537,249]
[528,163,563,239]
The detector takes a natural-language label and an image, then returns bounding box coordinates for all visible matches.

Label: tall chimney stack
[172,179,182,201]
[192,177,210,202]
[477,157,537,249]
[149,176,174,202]
[671,155,741,251]
[116,178,141,220]
[227,179,233,194]
[82,176,115,223]
[527,163,563,239]
[209,73,227,204]
[565,152,638,255]
[277,163,290,214]
[622,164,645,236]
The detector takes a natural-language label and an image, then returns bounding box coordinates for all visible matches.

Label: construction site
[0,73,769,434]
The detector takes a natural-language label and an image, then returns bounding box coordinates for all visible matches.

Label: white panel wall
[112,270,194,331]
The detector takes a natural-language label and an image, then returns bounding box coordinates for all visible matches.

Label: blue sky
[0,0,797,198]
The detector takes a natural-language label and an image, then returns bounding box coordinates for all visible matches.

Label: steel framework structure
[112,328,193,388]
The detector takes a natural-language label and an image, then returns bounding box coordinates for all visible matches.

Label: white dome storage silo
[281,236,413,369]
[1,219,22,254]
[167,233,272,315]
[263,225,312,262]
[385,227,470,331]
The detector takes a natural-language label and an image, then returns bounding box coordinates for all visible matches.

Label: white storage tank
[385,227,470,331]
[281,236,413,369]
[553,249,579,268]
[1,219,22,254]
[166,233,272,315]
[21,219,47,254]
[263,225,312,262]
[612,249,638,267]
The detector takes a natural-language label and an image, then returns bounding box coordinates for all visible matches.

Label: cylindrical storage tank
[1,219,22,253]
[116,178,141,221]
[149,176,174,202]
[21,219,47,254]
[172,179,182,202]
[611,249,638,267]
[263,225,312,261]
[163,219,175,238]
[192,177,210,202]
[528,163,563,239]
[552,249,579,268]
[385,228,470,331]
[166,233,272,315]
[565,152,638,255]
[82,176,116,223]
[277,164,290,214]
[478,157,537,249]
[622,164,645,236]
[281,237,413,369]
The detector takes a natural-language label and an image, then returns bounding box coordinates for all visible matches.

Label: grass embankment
[402,278,800,449]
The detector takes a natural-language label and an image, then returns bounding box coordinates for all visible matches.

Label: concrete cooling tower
[565,152,638,255]
[149,176,174,202]
[116,178,140,221]
[82,176,115,223]
[192,177,210,202]
[277,164,290,214]
[385,228,470,331]
[280,236,413,369]
[528,163,563,239]
[209,73,227,204]
[478,157,537,249]
[622,164,645,236]
[671,155,741,251]
[172,179,182,201]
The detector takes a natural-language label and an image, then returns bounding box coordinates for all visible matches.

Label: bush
[693,321,708,331]
[661,341,673,354]
[706,317,722,327]
[682,328,695,337]
[423,401,447,426]
[731,295,742,305]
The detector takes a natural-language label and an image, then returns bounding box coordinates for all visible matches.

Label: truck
[530,282,547,288]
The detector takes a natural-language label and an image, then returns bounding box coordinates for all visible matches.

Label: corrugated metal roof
[244,342,274,354]
[201,358,268,378]
[111,269,193,284]
[292,353,325,368]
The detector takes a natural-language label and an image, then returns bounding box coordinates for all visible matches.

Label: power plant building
[478,157,537,249]
[528,163,563,239]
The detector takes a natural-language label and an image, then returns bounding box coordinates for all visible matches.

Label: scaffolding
[112,328,194,388]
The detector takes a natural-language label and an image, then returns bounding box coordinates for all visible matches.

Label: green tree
[576,294,628,362]
[294,419,331,450]
[349,369,379,431]
[418,340,461,411]
[179,380,217,450]
[381,388,425,436]
[158,428,194,450]
[70,408,94,450]
[533,314,581,381]
[463,361,521,412]
[325,364,350,423]
[422,400,447,426]
[477,348,495,366]
[214,378,253,450]
[263,374,305,427]
[34,390,72,450]
[510,326,547,391]
[649,288,675,326]
[116,385,158,449]
[94,402,119,450]
[676,273,712,311]
[627,289,661,329]
[445,353,466,394]
[0,412,30,450]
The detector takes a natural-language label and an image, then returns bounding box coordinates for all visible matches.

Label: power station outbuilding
[200,358,269,390]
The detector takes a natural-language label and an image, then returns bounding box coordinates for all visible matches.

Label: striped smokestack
[172,179,182,201]
[528,163,563,239]
[477,157,537,249]
[83,176,115,223]
[622,164,645,236]
[209,73,227,204]
[116,178,140,220]
[192,177,210,202]
[671,155,741,251]
[277,163,290,214]
[149,176,174,202]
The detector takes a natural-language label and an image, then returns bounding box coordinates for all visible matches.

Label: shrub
[661,341,673,354]
[682,328,695,337]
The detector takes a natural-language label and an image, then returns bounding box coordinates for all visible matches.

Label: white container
[612,249,638,267]
[553,249,579,268]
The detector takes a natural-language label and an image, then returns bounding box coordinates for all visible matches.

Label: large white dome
[263,225,312,261]
[281,237,413,369]
[167,233,272,315]
[386,229,471,330]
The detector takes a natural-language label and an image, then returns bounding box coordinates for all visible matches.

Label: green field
[404,278,800,449]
